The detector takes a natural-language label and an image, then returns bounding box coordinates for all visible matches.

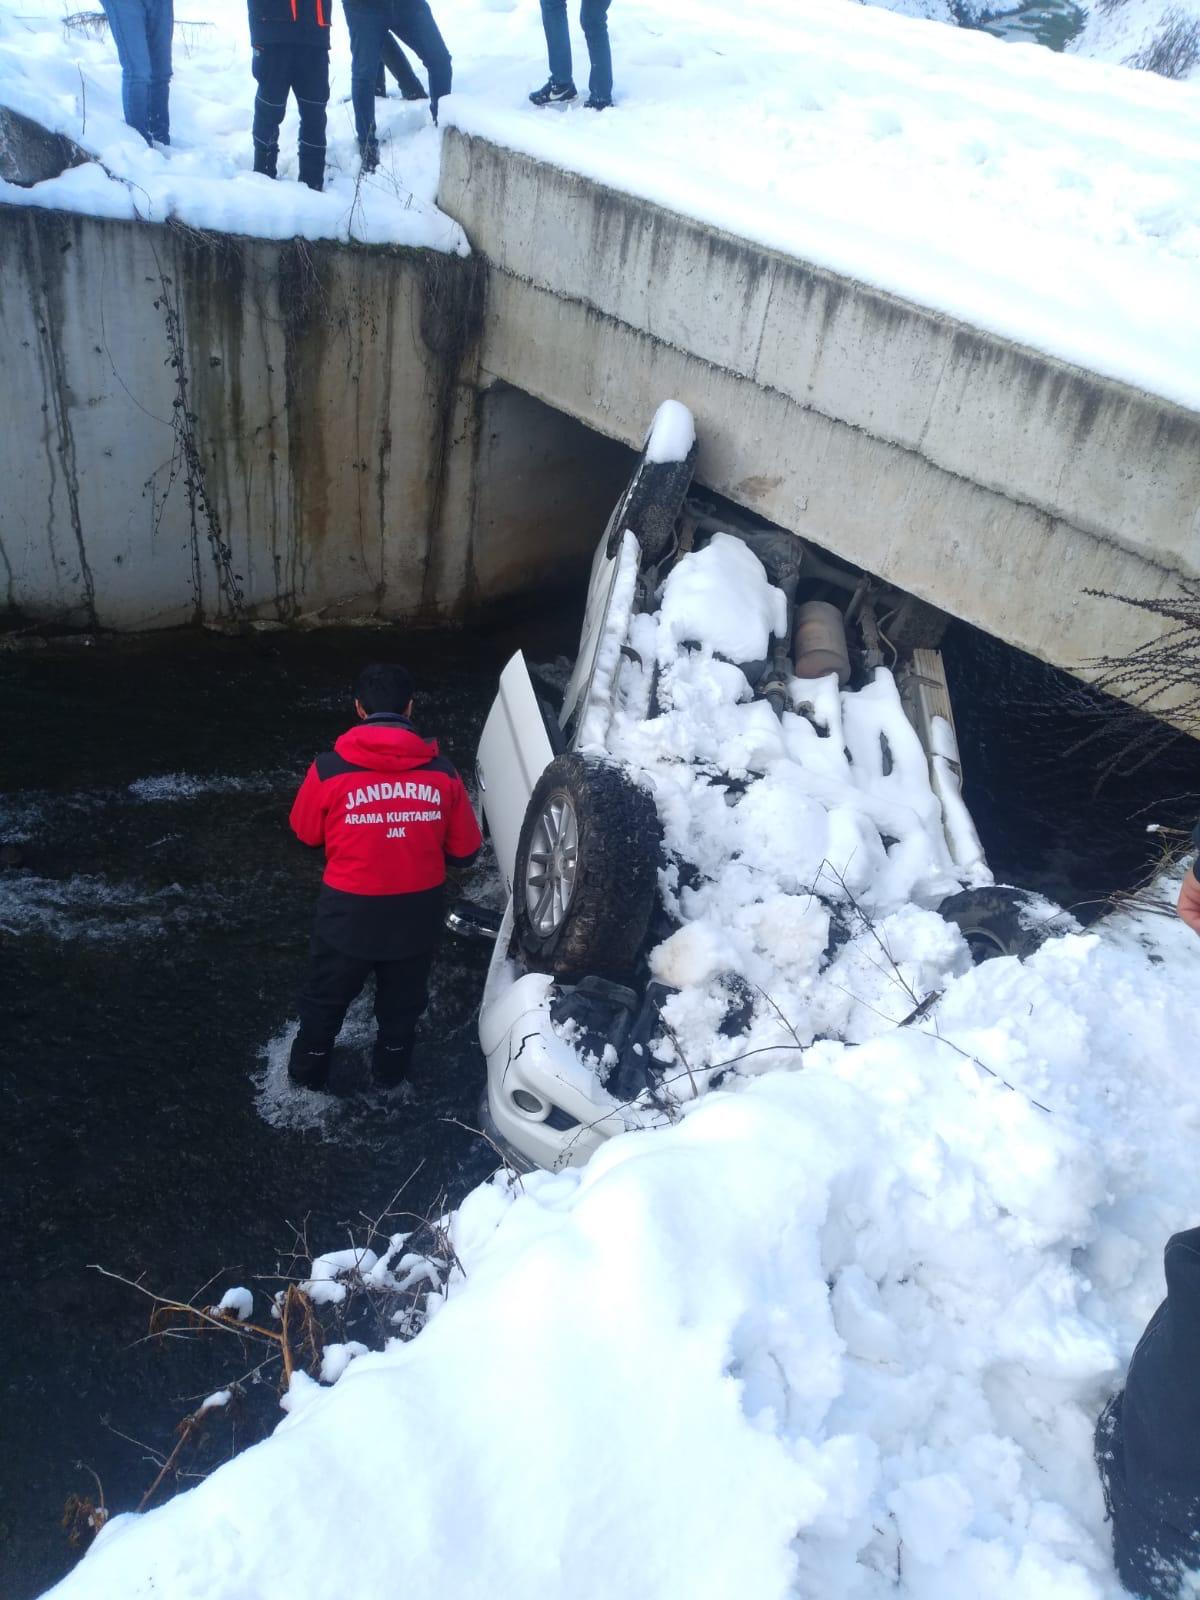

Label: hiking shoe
[584,95,612,111]
[529,78,577,106]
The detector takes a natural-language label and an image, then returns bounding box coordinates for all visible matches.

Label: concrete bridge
[437,130,1200,724]
[3,127,1198,727]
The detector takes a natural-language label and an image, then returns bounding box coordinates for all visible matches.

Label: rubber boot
[372,1039,413,1090]
[288,1036,331,1090]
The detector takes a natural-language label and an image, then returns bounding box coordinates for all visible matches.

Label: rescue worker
[1097,1226,1200,1596]
[287,662,482,1091]
[248,0,334,193]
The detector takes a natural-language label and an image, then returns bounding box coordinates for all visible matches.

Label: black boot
[253,144,278,179]
[289,1036,331,1090]
[372,1039,414,1090]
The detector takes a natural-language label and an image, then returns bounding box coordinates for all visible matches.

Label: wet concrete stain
[2,210,488,632]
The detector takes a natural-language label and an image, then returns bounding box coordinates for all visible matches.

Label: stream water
[0,619,568,1600]
[978,0,1085,51]
[3,617,1198,1600]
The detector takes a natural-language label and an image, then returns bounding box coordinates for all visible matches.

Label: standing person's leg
[293,46,330,191]
[343,3,389,156]
[291,933,372,1088]
[382,32,428,100]
[144,0,174,144]
[538,0,574,90]
[580,0,612,105]
[100,0,154,141]
[371,949,435,1087]
[388,0,451,121]
[251,42,290,178]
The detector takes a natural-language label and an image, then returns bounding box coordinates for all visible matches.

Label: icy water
[978,0,1085,51]
[3,617,1198,1600]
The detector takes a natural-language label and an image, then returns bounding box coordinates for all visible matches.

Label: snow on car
[466,401,1063,1172]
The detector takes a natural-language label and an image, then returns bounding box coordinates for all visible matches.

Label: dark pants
[290,933,434,1086]
[251,43,329,191]
[345,0,451,147]
[540,0,612,101]
[100,0,173,144]
[1097,1392,1200,1598]
[377,35,427,98]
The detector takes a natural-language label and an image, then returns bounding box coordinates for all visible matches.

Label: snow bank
[3,0,1200,406]
[45,868,1200,1600]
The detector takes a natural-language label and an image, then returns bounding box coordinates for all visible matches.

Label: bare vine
[145,249,246,621]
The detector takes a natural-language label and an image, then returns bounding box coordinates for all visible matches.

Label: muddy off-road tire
[514,753,660,981]
[937,885,1060,964]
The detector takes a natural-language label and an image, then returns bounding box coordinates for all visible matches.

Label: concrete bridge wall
[439,131,1200,716]
[0,207,629,632]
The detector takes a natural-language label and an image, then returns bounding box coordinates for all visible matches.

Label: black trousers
[292,933,434,1084]
[251,42,329,190]
[1096,1391,1200,1599]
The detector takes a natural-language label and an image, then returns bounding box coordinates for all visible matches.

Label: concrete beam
[440,131,1200,721]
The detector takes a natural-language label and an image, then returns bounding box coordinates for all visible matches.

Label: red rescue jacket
[290,715,482,957]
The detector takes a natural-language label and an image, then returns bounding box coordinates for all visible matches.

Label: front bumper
[478,907,631,1172]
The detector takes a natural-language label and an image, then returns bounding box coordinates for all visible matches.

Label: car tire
[605,444,699,567]
[937,885,1059,964]
[514,753,659,981]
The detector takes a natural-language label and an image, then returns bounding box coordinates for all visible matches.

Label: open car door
[475,650,556,900]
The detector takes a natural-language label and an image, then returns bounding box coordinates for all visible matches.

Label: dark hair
[355,663,414,715]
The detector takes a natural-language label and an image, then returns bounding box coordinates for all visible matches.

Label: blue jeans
[540,0,612,100]
[344,0,452,145]
[100,0,173,144]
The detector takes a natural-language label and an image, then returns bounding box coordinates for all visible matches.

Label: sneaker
[529,78,577,107]
[584,95,612,111]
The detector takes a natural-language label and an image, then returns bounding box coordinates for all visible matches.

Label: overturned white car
[460,403,1060,1172]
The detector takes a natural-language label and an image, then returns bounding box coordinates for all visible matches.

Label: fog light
[511,1089,545,1116]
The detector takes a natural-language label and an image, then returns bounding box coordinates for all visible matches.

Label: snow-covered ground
[2,0,1200,408]
[1071,0,1200,79]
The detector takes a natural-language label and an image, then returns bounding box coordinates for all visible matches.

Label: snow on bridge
[2,0,1198,409]
[2,0,1199,708]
